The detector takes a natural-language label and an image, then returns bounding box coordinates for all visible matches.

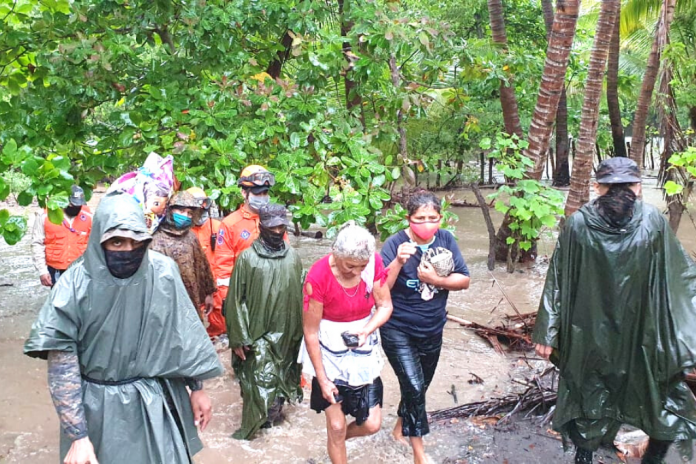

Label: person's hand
[319,377,339,404]
[40,273,53,287]
[535,344,553,360]
[233,346,250,361]
[63,437,99,464]
[396,242,418,265]
[355,327,371,348]
[190,390,213,432]
[417,261,440,285]
[204,294,214,316]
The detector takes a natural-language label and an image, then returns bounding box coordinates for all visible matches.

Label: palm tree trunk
[266,31,294,79]
[606,4,627,158]
[525,0,581,180]
[553,90,571,186]
[629,0,677,167]
[540,0,571,186]
[487,0,523,137]
[565,0,620,217]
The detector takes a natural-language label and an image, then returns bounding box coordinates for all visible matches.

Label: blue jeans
[380,326,442,437]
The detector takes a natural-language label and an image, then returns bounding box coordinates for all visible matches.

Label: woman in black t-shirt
[380,190,470,464]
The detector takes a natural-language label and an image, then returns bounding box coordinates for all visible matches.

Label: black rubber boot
[574,448,593,464]
[641,439,672,464]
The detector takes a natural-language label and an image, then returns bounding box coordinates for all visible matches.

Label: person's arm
[184,378,213,431]
[417,263,470,290]
[303,288,338,404]
[47,351,99,463]
[356,280,393,343]
[224,256,252,361]
[31,212,51,286]
[47,350,87,440]
[191,235,216,313]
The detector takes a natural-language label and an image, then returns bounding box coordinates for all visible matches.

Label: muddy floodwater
[1,182,695,463]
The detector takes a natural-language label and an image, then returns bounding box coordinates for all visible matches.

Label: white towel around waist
[298,314,383,387]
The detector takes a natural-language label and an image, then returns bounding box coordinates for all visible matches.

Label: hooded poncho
[533,201,696,450]
[24,192,224,463]
[224,239,304,439]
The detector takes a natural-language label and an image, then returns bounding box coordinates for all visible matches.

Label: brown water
[1,182,694,463]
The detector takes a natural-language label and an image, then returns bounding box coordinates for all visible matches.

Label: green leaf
[17,191,33,206]
[664,181,683,196]
[479,138,492,150]
[0,209,9,226]
[372,174,386,188]
[0,179,9,201]
[2,139,18,156]
[47,207,64,225]
[506,236,515,245]
[2,216,27,245]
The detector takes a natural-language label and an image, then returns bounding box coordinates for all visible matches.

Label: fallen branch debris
[447,314,536,354]
[429,368,557,424]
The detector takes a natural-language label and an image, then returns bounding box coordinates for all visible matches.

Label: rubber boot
[641,439,671,464]
[575,448,593,464]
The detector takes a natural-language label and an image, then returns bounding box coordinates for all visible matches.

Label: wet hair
[596,183,637,228]
[331,221,375,261]
[406,190,441,216]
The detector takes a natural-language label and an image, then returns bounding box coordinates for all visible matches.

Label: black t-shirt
[380,229,469,337]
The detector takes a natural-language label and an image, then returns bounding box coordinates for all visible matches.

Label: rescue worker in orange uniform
[31,185,93,287]
[187,187,225,338]
[213,166,275,335]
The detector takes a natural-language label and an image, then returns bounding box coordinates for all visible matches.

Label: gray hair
[331,221,375,261]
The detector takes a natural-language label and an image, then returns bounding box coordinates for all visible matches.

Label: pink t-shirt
[304,253,386,322]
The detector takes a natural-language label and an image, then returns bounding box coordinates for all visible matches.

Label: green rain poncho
[24,192,224,463]
[224,239,304,439]
[533,201,696,448]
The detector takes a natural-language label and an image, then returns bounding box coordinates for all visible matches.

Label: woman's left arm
[357,281,393,344]
[418,262,470,291]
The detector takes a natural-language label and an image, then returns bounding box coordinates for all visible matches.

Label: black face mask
[103,245,148,279]
[64,205,82,217]
[596,184,637,228]
[259,226,285,251]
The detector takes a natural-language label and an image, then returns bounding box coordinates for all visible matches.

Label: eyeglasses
[240,171,275,187]
[409,218,441,224]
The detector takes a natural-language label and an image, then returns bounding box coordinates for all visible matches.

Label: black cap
[69,185,87,206]
[596,157,641,184]
[259,203,289,228]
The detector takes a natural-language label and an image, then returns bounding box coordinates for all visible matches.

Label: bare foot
[391,419,409,447]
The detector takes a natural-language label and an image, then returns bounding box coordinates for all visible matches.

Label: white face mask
[247,193,270,212]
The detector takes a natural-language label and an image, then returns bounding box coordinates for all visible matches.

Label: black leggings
[381,326,442,437]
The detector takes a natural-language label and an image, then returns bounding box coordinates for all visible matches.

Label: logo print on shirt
[80,214,87,222]
[241,230,251,240]
[406,279,421,291]
[217,229,224,245]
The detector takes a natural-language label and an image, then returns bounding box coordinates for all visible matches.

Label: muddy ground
[1,181,695,463]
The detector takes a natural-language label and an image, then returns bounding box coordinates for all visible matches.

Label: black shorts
[310,377,383,425]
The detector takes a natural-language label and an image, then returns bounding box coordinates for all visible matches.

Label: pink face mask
[409,221,440,241]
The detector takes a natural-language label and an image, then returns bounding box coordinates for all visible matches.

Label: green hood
[24,192,224,463]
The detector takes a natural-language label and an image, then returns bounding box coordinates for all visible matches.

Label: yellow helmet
[185,187,211,209]
[238,165,275,189]
[186,187,207,198]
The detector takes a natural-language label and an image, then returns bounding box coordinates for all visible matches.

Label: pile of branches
[429,367,557,424]
[447,312,537,354]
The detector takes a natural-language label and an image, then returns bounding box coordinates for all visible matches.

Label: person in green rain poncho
[224,203,304,440]
[533,157,696,464]
[24,192,224,464]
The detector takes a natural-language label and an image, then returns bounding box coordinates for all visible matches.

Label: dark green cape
[224,239,304,439]
[24,192,224,464]
[533,201,696,447]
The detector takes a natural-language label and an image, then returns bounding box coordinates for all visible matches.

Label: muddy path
[1,182,695,463]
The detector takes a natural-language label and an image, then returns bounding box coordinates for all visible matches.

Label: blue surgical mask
[172,212,193,229]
